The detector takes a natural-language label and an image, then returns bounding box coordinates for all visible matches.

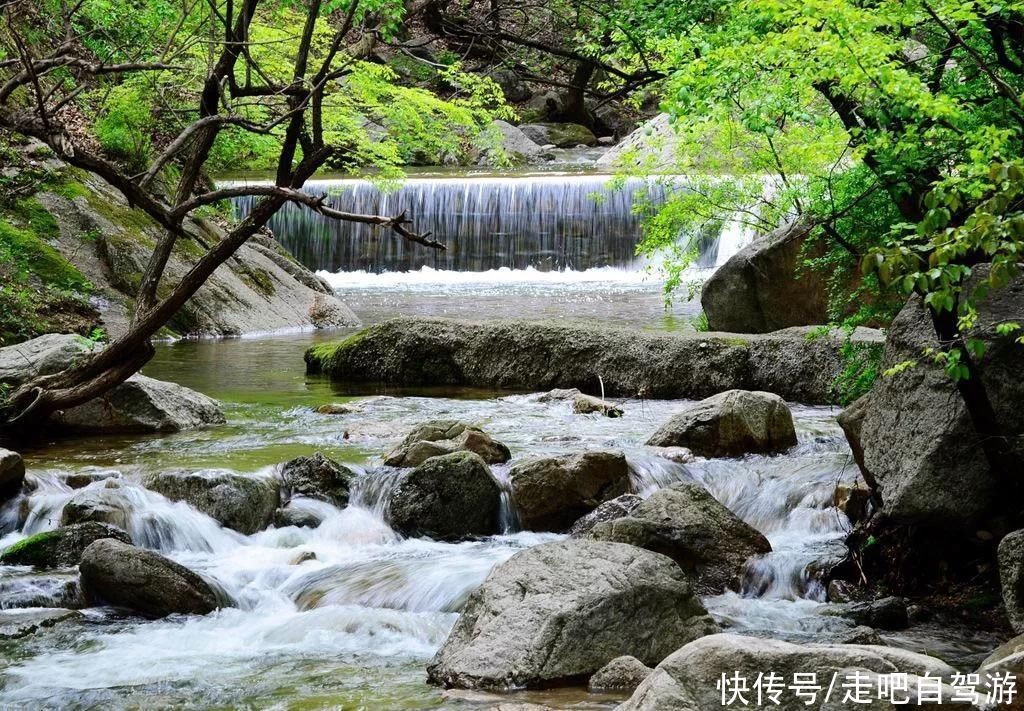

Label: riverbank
[305,317,884,405]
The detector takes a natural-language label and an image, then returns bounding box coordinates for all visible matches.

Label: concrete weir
[305,317,884,405]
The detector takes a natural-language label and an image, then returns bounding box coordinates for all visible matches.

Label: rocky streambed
[0,329,1009,709]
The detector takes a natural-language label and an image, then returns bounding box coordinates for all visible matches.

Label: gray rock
[596,114,678,171]
[589,655,653,691]
[851,269,1024,525]
[144,469,280,534]
[510,450,632,532]
[57,470,122,489]
[484,121,546,166]
[701,219,829,333]
[315,403,360,415]
[837,395,872,484]
[79,538,220,618]
[426,539,718,689]
[835,626,886,645]
[0,448,26,501]
[0,609,81,640]
[305,318,883,406]
[387,451,503,540]
[384,420,511,468]
[279,452,356,507]
[977,633,1024,709]
[51,374,225,433]
[519,123,597,148]
[646,390,797,457]
[1000,530,1024,634]
[0,333,97,386]
[0,522,131,568]
[568,494,643,536]
[825,596,909,631]
[620,633,963,710]
[487,69,531,103]
[61,480,133,529]
[586,483,771,594]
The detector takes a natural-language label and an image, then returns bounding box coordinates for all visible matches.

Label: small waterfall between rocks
[229,174,752,274]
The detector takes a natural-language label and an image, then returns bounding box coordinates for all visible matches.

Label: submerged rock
[0,448,26,502]
[646,390,797,457]
[848,268,1024,525]
[426,539,717,689]
[144,469,280,535]
[586,483,771,594]
[51,374,225,434]
[510,450,632,532]
[572,393,623,417]
[620,633,963,710]
[568,493,643,536]
[384,420,511,468]
[274,505,326,529]
[1000,530,1024,634]
[279,452,356,508]
[0,609,82,640]
[588,655,653,691]
[0,522,131,568]
[305,317,883,406]
[387,451,503,541]
[79,539,219,618]
[701,218,829,333]
[315,403,361,415]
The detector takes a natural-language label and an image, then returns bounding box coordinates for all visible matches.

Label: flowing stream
[0,171,1001,709]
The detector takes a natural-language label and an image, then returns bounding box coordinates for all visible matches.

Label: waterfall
[229,174,756,274]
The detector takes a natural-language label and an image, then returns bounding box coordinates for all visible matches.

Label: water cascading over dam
[230,174,739,274]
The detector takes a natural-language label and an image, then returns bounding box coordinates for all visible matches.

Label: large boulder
[620,633,965,710]
[646,390,796,457]
[850,269,1024,525]
[279,452,355,507]
[510,450,632,532]
[0,522,131,568]
[61,480,134,529]
[0,448,26,502]
[387,451,503,540]
[519,123,597,148]
[1000,530,1024,634]
[586,483,770,594]
[0,333,97,386]
[701,219,828,333]
[384,420,511,468]
[51,374,225,433]
[305,317,884,406]
[484,121,547,166]
[144,469,280,535]
[426,539,717,689]
[78,538,219,618]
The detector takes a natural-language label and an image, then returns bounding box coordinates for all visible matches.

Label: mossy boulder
[519,122,597,148]
[0,522,131,569]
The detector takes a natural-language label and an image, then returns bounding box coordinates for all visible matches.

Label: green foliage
[94,82,153,171]
[690,310,710,332]
[834,337,884,405]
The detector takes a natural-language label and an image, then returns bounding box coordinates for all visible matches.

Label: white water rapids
[0,381,873,708]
